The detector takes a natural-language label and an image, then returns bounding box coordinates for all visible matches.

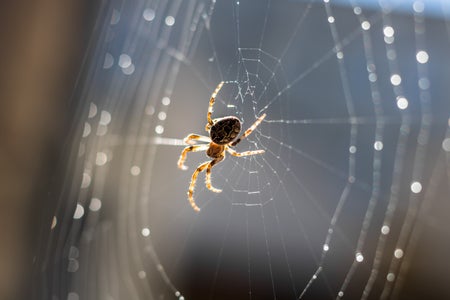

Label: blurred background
[1,0,449,299]
[0,1,99,299]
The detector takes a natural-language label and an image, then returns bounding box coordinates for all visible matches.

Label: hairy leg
[178,144,209,170]
[205,156,224,193]
[227,148,265,157]
[183,134,211,145]
[188,161,210,212]
[231,113,266,146]
[206,81,224,131]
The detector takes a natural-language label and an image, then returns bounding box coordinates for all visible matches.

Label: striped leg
[205,156,224,193]
[183,134,211,145]
[227,148,265,157]
[188,161,210,212]
[206,81,224,131]
[178,144,209,170]
[231,113,266,147]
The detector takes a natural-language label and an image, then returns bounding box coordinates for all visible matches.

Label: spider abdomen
[210,116,241,145]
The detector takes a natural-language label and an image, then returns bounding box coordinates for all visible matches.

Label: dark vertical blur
[0,1,97,299]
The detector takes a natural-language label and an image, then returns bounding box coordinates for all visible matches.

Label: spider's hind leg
[188,161,210,212]
[205,156,224,193]
[178,144,209,170]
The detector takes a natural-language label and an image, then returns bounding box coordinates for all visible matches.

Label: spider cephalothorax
[178,81,266,212]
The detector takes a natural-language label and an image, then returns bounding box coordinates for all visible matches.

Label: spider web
[34,0,450,300]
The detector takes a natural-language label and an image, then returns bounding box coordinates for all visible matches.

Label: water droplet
[165,16,175,26]
[155,125,164,134]
[442,138,450,152]
[81,172,91,189]
[88,103,97,118]
[118,54,132,68]
[138,270,146,278]
[374,141,383,151]
[122,63,135,75]
[361,21,370,30]
[103,53,114,69]
[387,49,396,60]
[394,248,404,259]
[162,97,171,105]
[416,50,429,64]
[96,152,108,166]
[356,252,364,262]
[82,122,91,137]
[67,259,79,272]
[418,77,430,90]
[100,111,111,125]
[396,96,408,110]
[131,166,141,176]
[383,26,394,38]
[413,1,424,13]
[69,246,79,259]
[384,35,394,44]
[73,204,85,219]
[143,9,155,21]
[158,112,167,120]
[141,227,151,237]
[390,74,401,86]
[51,216,57,229]
[89,198,102,212]
[411,181,422,193]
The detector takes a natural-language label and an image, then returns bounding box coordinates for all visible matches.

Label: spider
[178,81,266,212]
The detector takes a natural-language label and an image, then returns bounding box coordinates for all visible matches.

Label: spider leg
[231,113,266,146]
[227,148,265,157]
[178,144,209,170]
[206,81,224,131]
[205,155,224,193]
[183,134,211,145]
[188,161,210,212]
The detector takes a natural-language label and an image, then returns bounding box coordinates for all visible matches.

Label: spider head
[209,116,242,145]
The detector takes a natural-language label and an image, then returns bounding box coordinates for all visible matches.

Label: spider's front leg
[183,134,211,145]
[227,148,265,157]
[206,81,224,131]
[178,144,209,170]
[231,113,266,147]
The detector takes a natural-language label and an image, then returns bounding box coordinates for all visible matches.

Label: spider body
[209,116,241,145]
[206,143,225,159]
[178,81,266,212]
